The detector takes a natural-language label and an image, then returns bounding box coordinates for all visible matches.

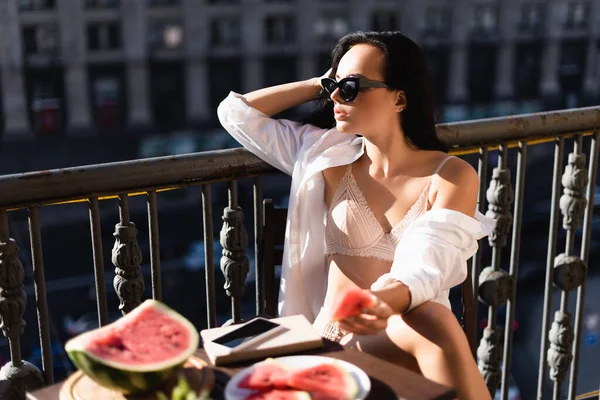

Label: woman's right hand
[313,68,333,95]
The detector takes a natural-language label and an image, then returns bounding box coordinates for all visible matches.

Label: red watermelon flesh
[83,306,192,365]
[287,363,358,399]
[239,358,291,390]
[330,288,376,321]
[246,389,311,400]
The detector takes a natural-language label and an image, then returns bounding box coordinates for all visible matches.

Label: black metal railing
[0,106,598,400]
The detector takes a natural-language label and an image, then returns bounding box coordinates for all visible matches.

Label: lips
[334,107,348,120]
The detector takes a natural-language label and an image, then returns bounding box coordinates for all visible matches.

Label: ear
[394,91,407,112]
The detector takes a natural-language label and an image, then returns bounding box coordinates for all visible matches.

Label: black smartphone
[211,317,286,351]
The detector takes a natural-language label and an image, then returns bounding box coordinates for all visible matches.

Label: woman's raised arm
[243,78,323,117]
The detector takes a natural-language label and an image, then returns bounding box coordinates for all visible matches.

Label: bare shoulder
[430,155,479,216]
[437,156,479,187]
[322,164,348,183]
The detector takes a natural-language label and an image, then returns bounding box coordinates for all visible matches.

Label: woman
[218,31,493,400]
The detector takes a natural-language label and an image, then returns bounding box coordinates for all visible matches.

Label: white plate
[224,355,371,400]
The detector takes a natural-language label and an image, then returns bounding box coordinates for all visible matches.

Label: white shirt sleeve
[217,91,328,176]
[370,208,495,312]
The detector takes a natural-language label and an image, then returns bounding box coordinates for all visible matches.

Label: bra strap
[432,155,454,175]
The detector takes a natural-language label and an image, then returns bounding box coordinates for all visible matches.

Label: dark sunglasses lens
[321,79,337,94]
[341,80,358,101]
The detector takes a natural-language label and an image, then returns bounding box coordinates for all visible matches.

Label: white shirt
[217,91,495,322]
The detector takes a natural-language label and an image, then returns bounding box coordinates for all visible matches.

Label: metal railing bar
[253,177,264,316]
[0,108,596,211]
[229,180,238,210]
[0,149,280,210]
[468,146,488,358]
[88,197,108,327]
[537,137,565,400]
[27,206,54,385]
[228,180,241,323]
[438,105,600,148]
[147,190,162,301]
[202,184,216,328]
[118,194,130,225]
[1,132,597,213]
[0,209,23,366]
[568,132,600,400]
[449,131,595,156]
[500,141,527,400]
[557,135,585,397]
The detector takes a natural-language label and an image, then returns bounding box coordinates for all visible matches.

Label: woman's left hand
[337,292,394,336]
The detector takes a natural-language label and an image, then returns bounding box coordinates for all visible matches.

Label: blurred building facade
[0,0,599,141]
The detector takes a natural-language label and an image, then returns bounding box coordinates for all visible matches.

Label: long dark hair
[306,31,447,153]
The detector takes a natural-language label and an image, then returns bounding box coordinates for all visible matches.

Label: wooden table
[27,340,456,400]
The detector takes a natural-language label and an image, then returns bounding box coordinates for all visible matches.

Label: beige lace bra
[325,156,453,262]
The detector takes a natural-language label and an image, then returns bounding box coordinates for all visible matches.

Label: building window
[314,13,349,43]
[209,58,242,119]
[564,2,589,30]
[423,5,451,36]
[265,15,296,44]
[87,22,121,51]
[519,3,545,34]
[147,0,179,6]
[22,25,60,56]
[468,44,498,104]
[472,4,498,35]
[371,11,397,32]
[515,42,542,99]
[210,17,241,46]
[18,0,55,11]
[91,74,123,130]
[85,0,119,8]
[207,0,239,3]
[422,46,450,105]
[149,19,184,50]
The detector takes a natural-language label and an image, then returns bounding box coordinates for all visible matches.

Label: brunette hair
[306,31,447,152]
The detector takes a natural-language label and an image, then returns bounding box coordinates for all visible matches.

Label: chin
[335,121,354,133]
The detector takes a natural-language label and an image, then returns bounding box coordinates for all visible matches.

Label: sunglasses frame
[320,76,390,102]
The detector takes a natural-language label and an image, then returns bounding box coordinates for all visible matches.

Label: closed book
[200,314,324,366]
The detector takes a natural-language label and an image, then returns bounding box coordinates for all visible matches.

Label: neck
[361,128,418,177]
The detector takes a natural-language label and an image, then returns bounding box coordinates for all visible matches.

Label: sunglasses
[320,76,390,102]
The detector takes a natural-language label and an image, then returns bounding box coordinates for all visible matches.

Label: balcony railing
[0,106,599,400]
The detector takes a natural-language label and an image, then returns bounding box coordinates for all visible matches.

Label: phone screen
[212,319,281,349]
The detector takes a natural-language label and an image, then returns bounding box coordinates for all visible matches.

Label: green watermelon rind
[65,299,199,394]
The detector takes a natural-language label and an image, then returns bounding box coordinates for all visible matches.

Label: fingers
[338,313,388,336]
[362,295,394,320]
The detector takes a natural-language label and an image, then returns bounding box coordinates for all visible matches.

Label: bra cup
[328,199,385,250]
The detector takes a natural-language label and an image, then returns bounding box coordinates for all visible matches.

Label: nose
[329,87,344,104]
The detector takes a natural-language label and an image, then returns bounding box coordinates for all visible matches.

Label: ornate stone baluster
[220,181,249,324]
[477,148,514,396]
[0,211,43,400]
[548,143,588,399]
[112,195,144,314]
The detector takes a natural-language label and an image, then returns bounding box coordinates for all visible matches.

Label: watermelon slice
[287,363,358,399]
[65,299,199,394]
[238,358,290,390]
[246,389,311,399]
[329,288,376,321]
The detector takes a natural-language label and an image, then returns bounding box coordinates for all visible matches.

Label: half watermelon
[65,299,199,394]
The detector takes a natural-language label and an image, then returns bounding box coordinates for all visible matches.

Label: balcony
[0,106,600,399]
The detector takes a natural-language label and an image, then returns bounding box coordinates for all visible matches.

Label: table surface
[27,340,456,400]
